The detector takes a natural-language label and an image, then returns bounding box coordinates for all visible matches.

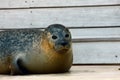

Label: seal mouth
[54,41,70,53]
[55,46,70,54]
[57,48,69,54]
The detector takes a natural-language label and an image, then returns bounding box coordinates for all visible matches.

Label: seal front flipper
[10,54,28,75]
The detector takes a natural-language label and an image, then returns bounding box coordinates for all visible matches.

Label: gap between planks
[0,4,120,10]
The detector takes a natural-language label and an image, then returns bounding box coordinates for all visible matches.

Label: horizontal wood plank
[0,0,120,8]
[0,6,120,28]
[29,0,120,8]
[70,28,120,42]
[73,42,120,64]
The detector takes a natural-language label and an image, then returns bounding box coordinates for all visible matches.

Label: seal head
[44,24,72,53]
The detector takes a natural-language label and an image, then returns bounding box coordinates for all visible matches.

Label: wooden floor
[0,65,120,80]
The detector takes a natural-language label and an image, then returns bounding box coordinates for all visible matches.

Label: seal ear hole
[52,35,58,40]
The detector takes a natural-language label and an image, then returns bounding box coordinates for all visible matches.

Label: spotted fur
[0,24,73,75]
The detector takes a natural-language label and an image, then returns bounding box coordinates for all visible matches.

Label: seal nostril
[61,42,68,46]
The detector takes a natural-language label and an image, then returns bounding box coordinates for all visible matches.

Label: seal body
[0,24,73,75]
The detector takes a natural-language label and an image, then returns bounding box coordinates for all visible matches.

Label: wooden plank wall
[0,0,120,64]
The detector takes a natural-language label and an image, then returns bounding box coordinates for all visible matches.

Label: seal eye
[65,34,69,38]
[52,35,58,40]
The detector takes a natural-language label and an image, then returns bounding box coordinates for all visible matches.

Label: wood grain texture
[0,0,120,8]
[0,6,120,28]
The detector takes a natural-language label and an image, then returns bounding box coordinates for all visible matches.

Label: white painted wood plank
[0,0,120,8]
[70,28,120,39]
[70,28,120,42]
[73,42,120,64]
[30,0,120,7]
[0,0,30,8]
[0,6,120,28]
